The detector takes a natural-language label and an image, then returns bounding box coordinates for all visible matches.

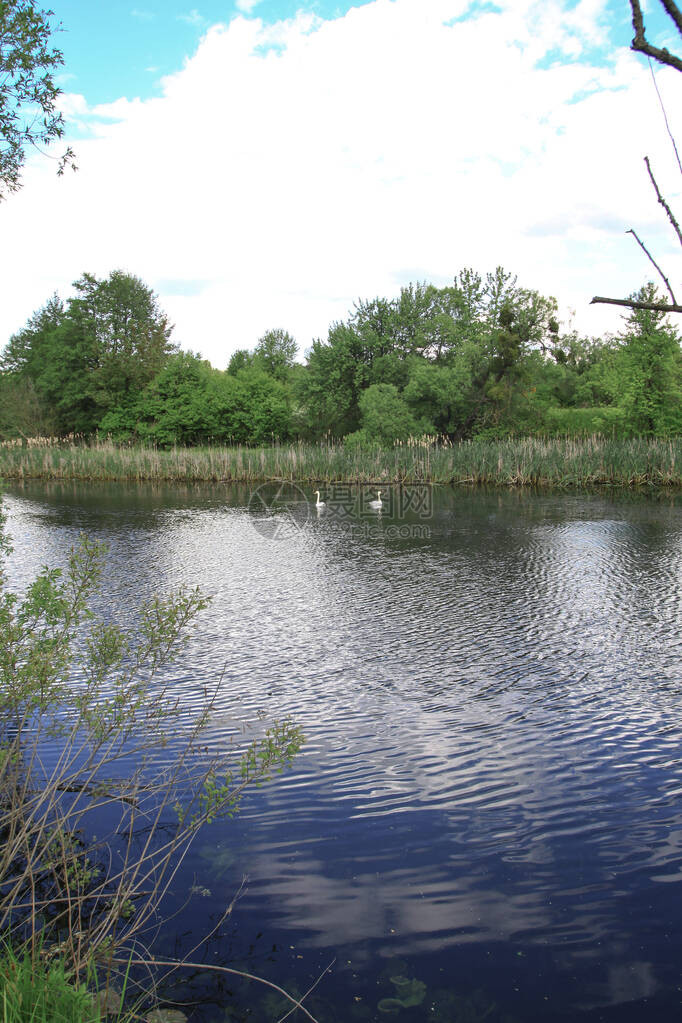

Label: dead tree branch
[599,5,682,316]
[645,155,682,247]
[631,0,682,72]
[590,295,682,312]
[626,227,678,301]
[660,0,682,35]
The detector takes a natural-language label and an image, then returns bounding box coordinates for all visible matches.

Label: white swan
[314,490,326,508]
[369,490,383,509]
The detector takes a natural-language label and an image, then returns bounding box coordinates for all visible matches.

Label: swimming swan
[369,490,383,509]
[314,490,326,508]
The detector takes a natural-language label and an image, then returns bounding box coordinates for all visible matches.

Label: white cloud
[235,0,261,13]
[56,93,89,117]
[1,0,681,366]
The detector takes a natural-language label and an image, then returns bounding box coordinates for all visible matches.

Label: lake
[3,480,682,1022]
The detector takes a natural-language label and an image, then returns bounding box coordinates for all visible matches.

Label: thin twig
[111,957,322,1023]
[644,155,682,248]
[152,877,247,992]
[276,958,336,1023]
[626,227,678,302]
[647,57,682,175]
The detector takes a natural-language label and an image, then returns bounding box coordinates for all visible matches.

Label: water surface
[4,480,682,1022]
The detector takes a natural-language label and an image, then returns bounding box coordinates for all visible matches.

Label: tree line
[1,267,681,446]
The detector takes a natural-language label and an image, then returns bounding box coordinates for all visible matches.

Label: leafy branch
[0,510,306,1017]
[0,0,76,199]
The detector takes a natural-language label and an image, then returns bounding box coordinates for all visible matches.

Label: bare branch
[626,227,678,302]
[591,295,682,312]
[644,155,682,248]
[660,0,682,37]
[112,957,322,1023]
[276,959,337,1023]
[631,0,682,71]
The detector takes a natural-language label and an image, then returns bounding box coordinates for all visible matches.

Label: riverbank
[0,436,681,488]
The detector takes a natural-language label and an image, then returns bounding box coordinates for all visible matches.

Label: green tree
[130,351,218,446]
[69,271,176,421]
[615,283,682,434]
[227,348,254,376]
[227,365,293,444]
[301,269,562,441]
[253,328,298,382]
[1,293,64,377]
[0,294,63,436]
[444,275,560,437]
[302,324,370,436]
[128,356,294,447]
[2,272,176,434]
[0,374,57,438]
[403,359,476,436]
[353,382,425,445]
[0,0,75,197]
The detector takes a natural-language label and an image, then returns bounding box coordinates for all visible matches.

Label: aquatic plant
[0,434,681,488]
[377,974,427,1014]
[197,842,238,877]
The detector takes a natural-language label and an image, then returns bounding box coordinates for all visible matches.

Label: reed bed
[0,435,680,487]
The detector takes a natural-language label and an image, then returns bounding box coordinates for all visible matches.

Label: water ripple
[5,482,682,1019]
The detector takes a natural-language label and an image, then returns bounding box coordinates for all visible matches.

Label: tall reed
[0,435,680,487]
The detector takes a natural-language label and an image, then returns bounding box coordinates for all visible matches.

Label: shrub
[0,502,303,1003]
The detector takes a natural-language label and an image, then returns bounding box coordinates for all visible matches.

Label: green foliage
[253,328,298,382]
[614,283,682,435]
[129,351,218,446]
[0,0,75,198]
[354,383,423,444]
[301,324,367,436]
[226,349,254,376]
[0,510,303,983]
[126,355,294,447]
[542,405,627,435]
[3,267,682,446]
[227,366,293,444]
[302,267,565,441]
[0,296,65,438]
[403,359,475,436]
[187,718,304,827]
[2,273,176,436]
[0,945,100,1023]
[0,375,56,439]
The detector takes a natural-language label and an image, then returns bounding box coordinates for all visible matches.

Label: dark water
[4,480,682,1022]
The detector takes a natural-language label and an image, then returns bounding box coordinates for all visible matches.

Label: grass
[0,435,681,488]
[0,946,101,1023]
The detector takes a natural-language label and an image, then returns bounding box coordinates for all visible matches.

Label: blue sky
[2,0,682,365]
[54,0,381,104]
[50,0,673,105]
